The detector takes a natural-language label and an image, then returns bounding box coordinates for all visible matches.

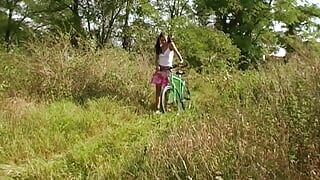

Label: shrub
[172,26,241,72]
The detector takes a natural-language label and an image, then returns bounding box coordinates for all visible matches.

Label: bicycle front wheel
[160,86,183,113]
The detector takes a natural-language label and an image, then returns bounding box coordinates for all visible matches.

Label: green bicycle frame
[168,73,186,103]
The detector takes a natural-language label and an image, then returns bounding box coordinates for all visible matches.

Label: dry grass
[0,36,155,112]
[143,40,320,179]
[0,37,320,179]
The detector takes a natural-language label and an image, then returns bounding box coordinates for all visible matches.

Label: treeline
[1,0,320,69]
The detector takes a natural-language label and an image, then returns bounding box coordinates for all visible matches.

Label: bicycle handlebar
[171,62,188,69]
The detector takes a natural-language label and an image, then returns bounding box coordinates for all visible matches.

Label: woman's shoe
[155,110,161,115]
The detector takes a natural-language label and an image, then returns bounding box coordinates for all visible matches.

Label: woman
[151,32,184,114]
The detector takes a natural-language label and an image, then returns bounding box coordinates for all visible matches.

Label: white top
[158,47,174,67]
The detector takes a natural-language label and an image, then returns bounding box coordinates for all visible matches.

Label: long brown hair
[155,32,172,55]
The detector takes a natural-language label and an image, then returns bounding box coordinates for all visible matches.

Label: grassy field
[0,39,319,179]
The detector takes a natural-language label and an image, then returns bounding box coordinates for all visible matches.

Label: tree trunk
[5,5,14,50]
[103,7,122,46]
[122,0,131,50]
[70,0,83,47]
[72,0,82,33]
[86,0,92,38]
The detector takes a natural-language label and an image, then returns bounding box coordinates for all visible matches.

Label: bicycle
[160,63,192,113]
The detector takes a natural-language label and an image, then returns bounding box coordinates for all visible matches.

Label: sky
[301,0,320,6]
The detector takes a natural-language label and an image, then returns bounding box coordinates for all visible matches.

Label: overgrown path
[1,54,320,179]
[0,97,195,179]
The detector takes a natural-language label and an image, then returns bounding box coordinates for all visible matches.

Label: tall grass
[0,37,319,179]
[143,41,320,179]
[0,36,154,111]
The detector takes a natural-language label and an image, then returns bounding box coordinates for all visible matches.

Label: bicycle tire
[160,85,183,113]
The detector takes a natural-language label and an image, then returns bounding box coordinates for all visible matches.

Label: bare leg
[155,85,161,110]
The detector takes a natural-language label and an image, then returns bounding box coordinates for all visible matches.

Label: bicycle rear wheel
[182,87,192,110]
[160,86,183,113]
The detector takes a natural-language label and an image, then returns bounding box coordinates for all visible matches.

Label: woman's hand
[155,65,160,71]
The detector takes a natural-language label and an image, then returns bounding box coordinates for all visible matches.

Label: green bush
[173,26,241,72]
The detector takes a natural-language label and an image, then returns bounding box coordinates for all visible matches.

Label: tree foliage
[0,0,319,69]
[173,25,240,72]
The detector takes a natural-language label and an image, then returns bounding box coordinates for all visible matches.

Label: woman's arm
[170,42,184,63]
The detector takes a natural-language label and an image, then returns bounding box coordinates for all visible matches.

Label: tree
[194,0,275,69]
[274,0,320,55]
[120,0,160,52]
[193,0,320,69]
[122,0,132,50]
[154,0,192,19]
[0,0,29,49]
